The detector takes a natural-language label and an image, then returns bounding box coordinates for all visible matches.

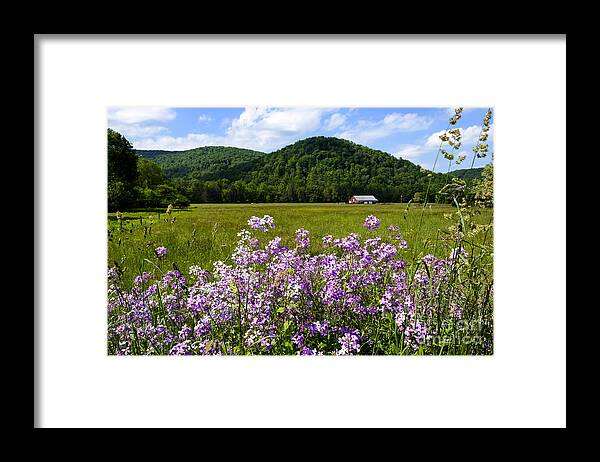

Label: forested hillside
[449,167,484,181]
[137,137,453,203]
[137,146,265,181]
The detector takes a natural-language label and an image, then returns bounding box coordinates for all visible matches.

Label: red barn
[348,195,378,204]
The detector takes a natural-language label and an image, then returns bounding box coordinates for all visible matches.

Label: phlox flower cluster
[295,228,310,250]
[247,215,275,232]
[154,246,168,258]
[108,215,493,355]
[363,214,380,230]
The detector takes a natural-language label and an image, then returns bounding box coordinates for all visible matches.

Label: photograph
[36,34,565,428]
[107,106,494,356]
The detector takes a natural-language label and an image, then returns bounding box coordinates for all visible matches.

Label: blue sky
[107,107,493,172]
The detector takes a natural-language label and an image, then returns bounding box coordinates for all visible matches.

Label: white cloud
[394,144,431,159]
[108,107,176,141]
[462,125,483,144]
[230,107,325,133]
[324,113,347,131]
[335,112,433,145]
[425,129,448,147]
[133,107,334,152]
[134,133,227,151]
[224,107,329,151]
[107,107,176,124]
[425,124,492,147]
[109,124,168,139]
[197,114,212,124]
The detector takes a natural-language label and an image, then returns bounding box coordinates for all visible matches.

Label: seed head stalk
[411,107,463,269]
[468,108,492,172]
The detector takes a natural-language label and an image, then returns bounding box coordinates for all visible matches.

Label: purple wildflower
[107,266,120,283]
[266,236,286,255]
[247,216,262,230]
[247,215,276,232]
[170,340,191,355]
[134,271,153,286]
[194,316,211,337]
[178,325,192,340]
[337,331,361,355]
[295,228,310,250]
[363,215,380,230]
[299,346,317,355]
[155,246,168,258]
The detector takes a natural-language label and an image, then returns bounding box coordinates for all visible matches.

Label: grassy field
[108,203,493,288]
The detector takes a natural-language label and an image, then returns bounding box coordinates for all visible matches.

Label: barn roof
[351,195,378,201]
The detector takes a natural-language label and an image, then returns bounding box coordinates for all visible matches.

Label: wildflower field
[108,202,493,355]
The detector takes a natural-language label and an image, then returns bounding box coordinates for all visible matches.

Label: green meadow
[108,203,493,288]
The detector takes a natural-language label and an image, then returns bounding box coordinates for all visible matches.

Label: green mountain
[449,167,484,181]
[136,146,265,181]
[136,137,464,203]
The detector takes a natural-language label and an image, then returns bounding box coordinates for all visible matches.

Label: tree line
[108,129,190,211]
[109,130,488,210]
